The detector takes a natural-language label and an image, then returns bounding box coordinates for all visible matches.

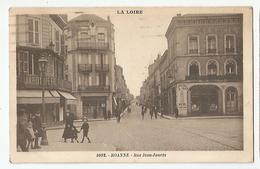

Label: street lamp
[38,54,48,145]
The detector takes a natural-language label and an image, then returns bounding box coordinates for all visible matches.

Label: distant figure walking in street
[149,106,154,119]
[80,118,91,143]
[62,110,75,142]
[17,109,30,152]
[175,107,179,119]
[141,105,146,120]
[154,106,158,119]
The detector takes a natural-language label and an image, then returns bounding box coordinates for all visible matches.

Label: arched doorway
[189,85,221,116]
[225,87,238,113]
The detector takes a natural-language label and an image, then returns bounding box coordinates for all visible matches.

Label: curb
[158,113,243,120]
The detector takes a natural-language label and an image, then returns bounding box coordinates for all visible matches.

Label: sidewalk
[158,113,243,120]
[46,108,128,131]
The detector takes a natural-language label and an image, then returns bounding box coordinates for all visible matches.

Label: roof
[69,14,108,23]
[165,13,242,37]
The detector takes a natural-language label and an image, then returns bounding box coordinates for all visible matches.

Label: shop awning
[58,91,77,104]
[17,90,60,104]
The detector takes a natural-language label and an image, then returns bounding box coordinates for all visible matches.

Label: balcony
[225,48,235,53]
[78,64,93,73]
[95,64,109,72]
[17,75,72,92]
[207,48,217,54]
[185,74,242,81]
[78,85,110,92]
[77,40,109,50]
[189,49,198,54]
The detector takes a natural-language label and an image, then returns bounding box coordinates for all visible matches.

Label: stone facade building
[65,14,116,119]
[16,14,75,124]
[165,14,243,116]
[140,14,243,117]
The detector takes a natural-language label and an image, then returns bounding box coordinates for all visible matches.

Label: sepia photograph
[9,7,253,163]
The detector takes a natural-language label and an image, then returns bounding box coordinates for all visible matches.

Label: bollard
[40,127,48,145]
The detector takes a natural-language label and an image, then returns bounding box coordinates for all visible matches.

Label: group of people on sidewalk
[17,109,44,152]
[62,111,91,143]
[139,103,179,120]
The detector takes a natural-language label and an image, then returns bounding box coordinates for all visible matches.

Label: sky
[68,8,177,97]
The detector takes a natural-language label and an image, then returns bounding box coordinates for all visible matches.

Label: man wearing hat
[32,110,43,149]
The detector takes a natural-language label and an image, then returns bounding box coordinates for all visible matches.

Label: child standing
[80,118,91,143]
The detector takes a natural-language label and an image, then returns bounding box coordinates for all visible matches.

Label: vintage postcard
[9,7,253,163]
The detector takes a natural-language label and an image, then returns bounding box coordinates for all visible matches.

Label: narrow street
[36,103,243,151]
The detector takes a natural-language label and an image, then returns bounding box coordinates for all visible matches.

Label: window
[61,34,65,54]
[225,35,235,53]
[55,30,60,52]
[226,87,237,101]
[225,59,237,75]
[189,61,200,76]
[207,60,218,75]
[188,36,199,54]
[28,19,39,44]
[207,35,217,53]
[99,73,106,86]
[97,33,105,41]
[18,51,29,75]
[80,32,90,40]
[79,74,89,86]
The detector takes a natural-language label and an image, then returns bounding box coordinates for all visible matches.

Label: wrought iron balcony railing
[207,48,217,54]
[17,74,72,91]
[78,85,110,92]
[77,40,109,50]
[189,49,199,54]
[225,48,235,53]
[78,64,93,73]
[185,74,242,81]
[95,64,109,72]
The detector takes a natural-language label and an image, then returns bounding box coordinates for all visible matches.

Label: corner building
[65,14,115,119]
[165,14,243,116]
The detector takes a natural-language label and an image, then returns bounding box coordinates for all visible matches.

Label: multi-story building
[159,50,171,115]
[16,14,75,124]
[114,65,132,106]
[165,14,243,116]
[65,14,115,119]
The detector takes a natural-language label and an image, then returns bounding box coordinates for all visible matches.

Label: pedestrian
[62,110,74,142]
[175,107,179,119]
[71,126,79,143]
[107,110,111,120]
[154,106,158,119]
[32,111,43,149]
[149,106,153,119]
[141,106,145,120]
[80,118,91,143]
[17,109,30,152]
[26,120,35,150]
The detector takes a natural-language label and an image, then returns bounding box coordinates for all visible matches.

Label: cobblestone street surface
[37,104,243,151]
